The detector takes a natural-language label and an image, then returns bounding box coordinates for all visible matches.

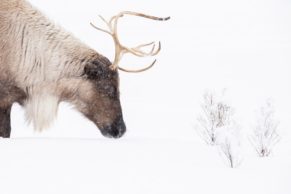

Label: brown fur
[0,0,126,138]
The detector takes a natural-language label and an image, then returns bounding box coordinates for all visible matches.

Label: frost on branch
[249,101,280,157]
[218,122,243,168]
[196,91,233,145]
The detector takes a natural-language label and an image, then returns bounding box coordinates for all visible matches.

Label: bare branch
[249,101,280,157]
[195,91,234,145]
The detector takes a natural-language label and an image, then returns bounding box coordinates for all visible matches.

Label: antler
[90,11,170,73]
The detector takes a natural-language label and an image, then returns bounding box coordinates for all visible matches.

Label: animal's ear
[84,57,115,80]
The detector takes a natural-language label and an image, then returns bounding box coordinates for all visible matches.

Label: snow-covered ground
[0,138,290,194]
[1,0,291,193]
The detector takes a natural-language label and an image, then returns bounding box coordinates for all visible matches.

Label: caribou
[0,0,169,138]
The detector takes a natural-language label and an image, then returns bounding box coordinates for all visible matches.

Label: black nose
[101,115,126,138]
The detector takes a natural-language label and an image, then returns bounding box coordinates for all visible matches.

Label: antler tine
[133,41,161,56]
[131,43,156,57]
[134,41,155,50]
[91,11,170,72]
[118,59,157,73]
[90,22,111,35]
[118,11,170,22]
[126,41,161,57]
[98,15,113,31]
[89,15,116,36]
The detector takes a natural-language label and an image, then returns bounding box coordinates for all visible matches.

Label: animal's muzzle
[101,115,126,138]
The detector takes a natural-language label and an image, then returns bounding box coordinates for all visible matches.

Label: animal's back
[0,0,93,87]
[0,0,23,11]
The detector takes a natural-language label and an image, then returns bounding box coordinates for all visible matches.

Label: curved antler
[90,11,170,73]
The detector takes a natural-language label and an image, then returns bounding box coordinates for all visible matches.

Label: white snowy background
[0,0,291,193]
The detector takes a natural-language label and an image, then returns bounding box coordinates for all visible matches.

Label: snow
[0,138,290,194]
[1,0,291,193]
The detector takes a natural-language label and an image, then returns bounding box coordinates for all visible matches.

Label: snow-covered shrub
[196,91,233,145]
[196,90,243,168]
[249,101,280,157]
[218,121,243,168]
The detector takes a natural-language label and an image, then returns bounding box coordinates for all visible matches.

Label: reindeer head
[73,12,169,138]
